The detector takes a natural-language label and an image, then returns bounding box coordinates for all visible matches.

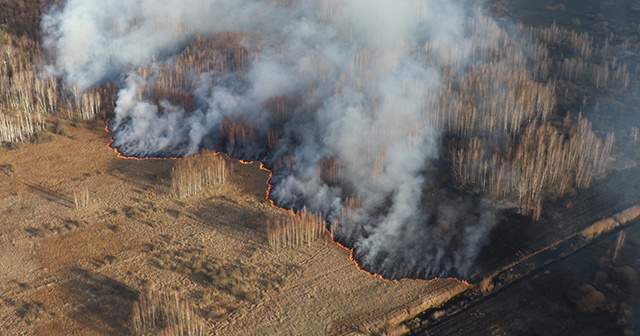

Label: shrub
[545,4,566,11]
[0,163,15,176]
[478,277,494,294]
[577,283,596,295]
[576,291,605,313]
[612,267,637,285]
[109,224,125,233]
[30,131,54,144]
[593,271,608,286]
[581,217,618,240]
[50,119,70,137]
[613,206,640,225]
[3,142,22,150]
[16,301,54,324]
[125,207,145,220]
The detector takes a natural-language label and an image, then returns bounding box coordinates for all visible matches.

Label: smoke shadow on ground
[61,268,138,335]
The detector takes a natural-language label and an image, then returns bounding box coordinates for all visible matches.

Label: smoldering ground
[42,0,527,280]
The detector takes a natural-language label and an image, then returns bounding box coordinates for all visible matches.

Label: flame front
[104,120,472,287]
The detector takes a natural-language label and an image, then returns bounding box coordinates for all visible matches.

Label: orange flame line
[105,120,472,286]
[329,233,471,285]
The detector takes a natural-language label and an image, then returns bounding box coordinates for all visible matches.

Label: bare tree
[131,289,207,336]
[171,152,227,198]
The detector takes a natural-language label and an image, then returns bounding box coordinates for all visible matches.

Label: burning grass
[25,13,627,229]
[1,0,637,283]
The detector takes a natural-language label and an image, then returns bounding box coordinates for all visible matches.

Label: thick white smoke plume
[44,0,504,279]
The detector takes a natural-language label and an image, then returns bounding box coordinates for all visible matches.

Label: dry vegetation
[432,18,623,219]
[170,151,228,198]
[0,0,634,224]
[0,33,112,145]
[267,206,326,249]
[131,289,207,336]
[150,238,304,321]
[582,205,640,240]
[1,1,640,334]
[73,186,90,208]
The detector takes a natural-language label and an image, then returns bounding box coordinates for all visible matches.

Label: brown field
[1,0,640,334]
[0,124,468,335]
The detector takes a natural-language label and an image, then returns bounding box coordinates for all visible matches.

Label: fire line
[105,119,472,285]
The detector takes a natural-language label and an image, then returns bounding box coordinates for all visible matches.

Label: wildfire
[330,234,472,286]
[105,119,154,161]
[104,119,472,286]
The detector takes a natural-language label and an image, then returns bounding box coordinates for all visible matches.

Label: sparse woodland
[170,151,228,198]
[338,18,622,219]
[115,19,627,221]
[436,20,621,219]
[132,33,247,119]
[0,33,113,144]
[131,289,207,336]
[267,206,327,249]
[0,4,635,224]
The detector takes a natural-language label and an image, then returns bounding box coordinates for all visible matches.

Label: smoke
[43,0,507,279]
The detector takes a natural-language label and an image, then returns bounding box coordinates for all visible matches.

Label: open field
[0,124,468,335]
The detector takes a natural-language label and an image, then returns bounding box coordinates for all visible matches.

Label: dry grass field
[0,124,468,335]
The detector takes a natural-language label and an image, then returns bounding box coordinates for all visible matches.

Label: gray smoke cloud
[43,0,503,279]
